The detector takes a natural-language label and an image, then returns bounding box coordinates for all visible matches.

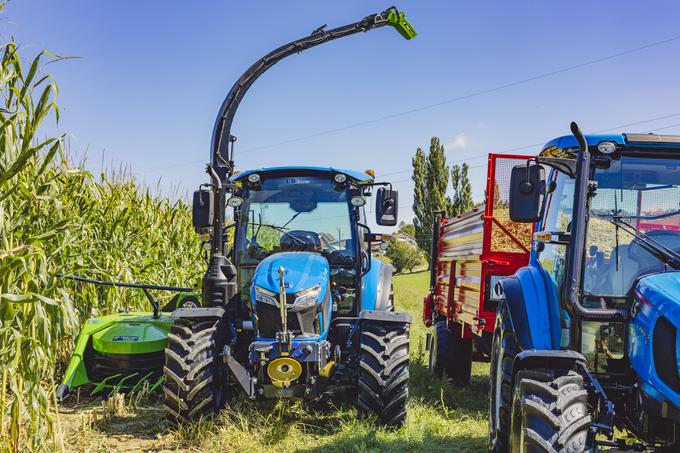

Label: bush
[385,239,425,274]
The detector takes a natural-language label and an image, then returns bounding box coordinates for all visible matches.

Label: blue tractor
[162,8,416,426]
[488,122,680,451]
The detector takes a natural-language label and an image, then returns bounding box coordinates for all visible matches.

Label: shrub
[385,239,425,274]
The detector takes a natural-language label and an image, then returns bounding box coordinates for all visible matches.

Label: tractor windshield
[237,175,355,265]
[584,155,680,297]
[235,174,360,312]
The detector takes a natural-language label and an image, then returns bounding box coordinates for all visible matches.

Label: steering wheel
[280,230,321,252]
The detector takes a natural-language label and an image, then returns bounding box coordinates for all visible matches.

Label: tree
[397,221,416,238]
[412,137,451,258]
[412,147,429,251]
[451,162,473,216]
[386,239,425,274]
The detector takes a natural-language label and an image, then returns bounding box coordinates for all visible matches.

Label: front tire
[163,317,226,424]
[489,302,518,452]
[510,370,593,453]
[357,319,410,426]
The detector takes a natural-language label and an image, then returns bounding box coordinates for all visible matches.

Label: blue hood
[629,271,680,409]
[251,252,329,294]
[636,272,680,320]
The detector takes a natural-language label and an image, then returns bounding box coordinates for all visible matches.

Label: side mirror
[192,189,214,229]
[509,163,545,223]
[376,188,398,226]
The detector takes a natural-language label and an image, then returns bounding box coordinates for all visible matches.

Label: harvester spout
[209,6,417,180]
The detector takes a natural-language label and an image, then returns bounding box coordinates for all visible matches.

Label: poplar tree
[412,147,429,251]
[412,137,451,258]
[451,162,473,216]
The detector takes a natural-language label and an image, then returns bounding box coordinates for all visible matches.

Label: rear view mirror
[192,189,214,229]
[509,164,545,223]
[376,188,398,226]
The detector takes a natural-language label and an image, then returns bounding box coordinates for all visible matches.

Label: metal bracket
[223,345,257,399]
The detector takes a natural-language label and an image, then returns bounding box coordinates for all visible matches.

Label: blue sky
[7,1,680,226]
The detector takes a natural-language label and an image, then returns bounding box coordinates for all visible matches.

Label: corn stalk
[0,28,202,453]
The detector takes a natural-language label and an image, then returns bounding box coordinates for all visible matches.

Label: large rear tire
[163,317,226,425]
[510,369,593,453]
[488,302,519,452]
[357,319,410,426]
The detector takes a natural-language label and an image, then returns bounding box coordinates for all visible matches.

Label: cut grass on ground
[58,271,490,452]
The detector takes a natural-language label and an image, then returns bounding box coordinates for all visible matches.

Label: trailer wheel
[429,320,472,384]
[357,319,410,426]
[488,302,518,452]
[163,317,226,424]
[429,320,454,378]
[510,369,593,453]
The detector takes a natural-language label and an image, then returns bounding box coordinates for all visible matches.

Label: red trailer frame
[423,154,533,340]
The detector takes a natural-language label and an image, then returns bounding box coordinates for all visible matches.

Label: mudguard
[513,349,586,374]
[499,264,561,352]
[171,307,225,319]
[360,310,411,324]
[361,258,393,311]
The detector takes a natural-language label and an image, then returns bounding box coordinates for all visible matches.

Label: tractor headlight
[254,286,278,306]
[293,286,321,309]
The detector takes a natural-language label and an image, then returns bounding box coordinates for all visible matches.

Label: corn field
[0,36,203,451]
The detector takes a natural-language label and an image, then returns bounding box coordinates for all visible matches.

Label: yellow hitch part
[267,357,302,388]
[319,360,336,379]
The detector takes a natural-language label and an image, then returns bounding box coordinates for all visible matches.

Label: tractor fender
[512,349,586,376]
[171,307,225,319]
[499,265,560,352]
[361,258,393,311]
[360,310,411,324]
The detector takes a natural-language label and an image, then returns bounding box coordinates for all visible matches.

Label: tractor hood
[629,271,680,409]
[252,252,329,295]
[635,272,680,319]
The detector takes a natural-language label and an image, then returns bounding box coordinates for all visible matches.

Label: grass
[58,272,491,453]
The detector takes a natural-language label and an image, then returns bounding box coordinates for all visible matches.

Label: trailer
[422,153,533,384]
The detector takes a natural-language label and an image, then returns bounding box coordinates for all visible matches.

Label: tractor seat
[280,230,322,252]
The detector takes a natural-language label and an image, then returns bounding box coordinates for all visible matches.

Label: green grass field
[59,271,491,452]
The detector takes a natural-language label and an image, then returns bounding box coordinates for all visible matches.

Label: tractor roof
[230,166,374,183]
[540,133,680,158]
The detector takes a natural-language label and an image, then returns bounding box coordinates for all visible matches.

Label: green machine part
[57,291,200,401]
[386,9,418,40]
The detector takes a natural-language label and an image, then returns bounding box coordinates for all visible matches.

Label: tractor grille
[652,316,680,394]
[255,302,317,338]
[86,349,165,384]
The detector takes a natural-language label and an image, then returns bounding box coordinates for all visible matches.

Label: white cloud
[445,133,467,150]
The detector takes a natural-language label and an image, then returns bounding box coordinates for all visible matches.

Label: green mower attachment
[55,275,200,402]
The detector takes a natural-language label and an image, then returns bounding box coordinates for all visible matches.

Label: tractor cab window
[585,156,680,297]
[235,175,359,314]
[537,171,575,293]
